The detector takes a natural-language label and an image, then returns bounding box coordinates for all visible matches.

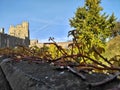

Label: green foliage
[103,35,120,59]
[0,0,119,74]
[69,0,116,61]
[47,44,62,59]
[112,21,120,37]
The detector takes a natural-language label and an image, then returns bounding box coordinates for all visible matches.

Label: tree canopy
[112,21,120,37]
[69,0,116,58]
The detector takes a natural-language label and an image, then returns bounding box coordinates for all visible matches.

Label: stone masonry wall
[30,39,72,48]
[0,33,29,48]
[9,22,29,39]
[0,22,30,48]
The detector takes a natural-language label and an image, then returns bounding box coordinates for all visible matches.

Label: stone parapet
[0,57,120,90]
[0,33,29,48]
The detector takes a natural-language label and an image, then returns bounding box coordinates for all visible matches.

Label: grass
[103,35,120,59]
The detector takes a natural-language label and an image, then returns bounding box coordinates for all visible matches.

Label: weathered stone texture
[0,22,30,48]
[0,58,120,90]
[0,33,28,48]
[0,66,12,90]
[9,22,29,39]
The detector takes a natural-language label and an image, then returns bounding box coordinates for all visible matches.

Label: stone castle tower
[9,22,29,39]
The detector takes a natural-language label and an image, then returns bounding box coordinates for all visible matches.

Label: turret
[22,22,29,29]
[9,25,15,36]
[8,22,30,46]
[0,28,4,34]
[22,22,29,39]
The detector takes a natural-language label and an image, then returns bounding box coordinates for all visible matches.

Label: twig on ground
[67,66,86,80]
[89,72,120,87]
[53,65,86,80]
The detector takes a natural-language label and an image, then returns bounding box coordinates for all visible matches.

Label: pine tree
[69,0,116,58]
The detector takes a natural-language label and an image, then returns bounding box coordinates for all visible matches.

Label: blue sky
[0,0,120,42]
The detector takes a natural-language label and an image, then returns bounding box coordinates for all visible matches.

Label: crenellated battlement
[9,22,29,39]
[0,22,30,48]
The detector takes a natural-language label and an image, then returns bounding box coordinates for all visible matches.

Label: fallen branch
[53,53,110,68]
[89,72,120,87]
[53,65,86,80]
[67,66,86,80]
[49,37,68,56]
[93,46,112,66]
[78,63,120,71]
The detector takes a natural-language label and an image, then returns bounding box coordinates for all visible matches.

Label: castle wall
[0,33,29,48]
[9,22,29,39]
[30,40,72,48]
